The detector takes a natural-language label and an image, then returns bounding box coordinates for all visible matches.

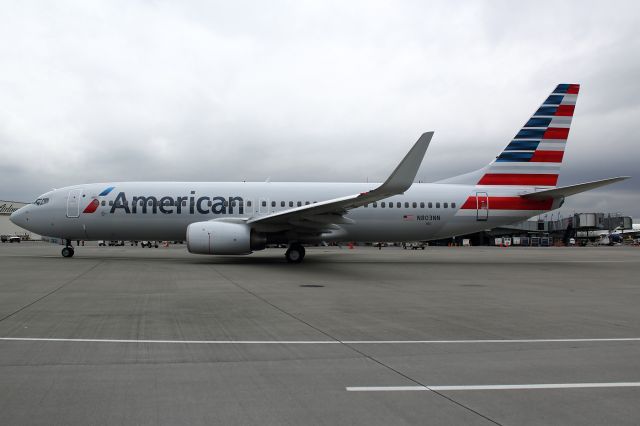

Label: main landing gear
[61,240,75,258]
[285,243,305,263]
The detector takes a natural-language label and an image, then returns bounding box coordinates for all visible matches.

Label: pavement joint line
[0,261,103,324]
[208,267,503,426]
[1,337,640,344]
[346,383,640,392]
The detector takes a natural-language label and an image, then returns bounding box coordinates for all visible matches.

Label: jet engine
[186,221,265,255]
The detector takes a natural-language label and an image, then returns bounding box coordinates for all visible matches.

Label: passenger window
[297,201,302,207]
[207,200,212,207]
[381,202,386,208]
[109,201,114,206]
[412,202,417,208]
[232,201,237,207]
[247,201,252,207]
[289,201,294,207]
[271,201,276,207]
[404,202,409,208]
[305,201,310,205]
[101,200,106,206]
[281,201,285,207]
[452,202,456,208]
[261,201,266,207]
[420,202,425,208]
[182,200,187,206]
[389,202,393,208]
[373,202,378,208]
[428,202,432,208]
[444,202,448,208]
[397,202,401,208]
[436,202,440,208]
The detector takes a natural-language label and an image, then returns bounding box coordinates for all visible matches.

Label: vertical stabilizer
[476,84,580,187]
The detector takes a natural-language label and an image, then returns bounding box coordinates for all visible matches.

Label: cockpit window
[34,198,50,206]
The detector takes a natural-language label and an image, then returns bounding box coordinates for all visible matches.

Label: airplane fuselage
[12,182,559,243]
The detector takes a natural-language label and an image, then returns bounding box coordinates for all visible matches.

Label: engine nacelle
[187,221,264,255]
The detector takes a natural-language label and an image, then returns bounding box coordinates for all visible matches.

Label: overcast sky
[1,1,638,218]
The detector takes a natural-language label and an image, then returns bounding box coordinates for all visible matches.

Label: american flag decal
[403,215,415,221]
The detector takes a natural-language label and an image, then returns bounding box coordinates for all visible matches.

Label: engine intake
[186,221,265,255]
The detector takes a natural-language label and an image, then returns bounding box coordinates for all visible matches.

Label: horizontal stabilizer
[522,176,629,200]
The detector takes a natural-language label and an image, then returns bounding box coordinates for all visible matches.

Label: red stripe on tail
[543,127,570,139]
[567,84,580,94]
[555,105,575,116]
[530,150,564,163]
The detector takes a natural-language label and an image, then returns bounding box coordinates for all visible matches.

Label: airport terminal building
[0,200,39,240]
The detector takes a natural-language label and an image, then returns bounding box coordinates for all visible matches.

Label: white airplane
[10,84,629,262]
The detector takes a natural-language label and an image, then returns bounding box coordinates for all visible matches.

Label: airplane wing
[521,176,630,200]
[246,132,433,233]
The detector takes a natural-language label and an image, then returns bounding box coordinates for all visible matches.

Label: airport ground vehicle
[1,235,21,243]
[403,242,426,250]
[140,241,158,248]
[9,84,629,262]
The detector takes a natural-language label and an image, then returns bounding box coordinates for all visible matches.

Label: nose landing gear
[61,240,75,258]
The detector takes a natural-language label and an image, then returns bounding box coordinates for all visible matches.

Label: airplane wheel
[285,244,305,263]
[61,247,74,258]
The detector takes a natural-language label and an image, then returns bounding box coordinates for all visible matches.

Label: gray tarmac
[1,242,640,425]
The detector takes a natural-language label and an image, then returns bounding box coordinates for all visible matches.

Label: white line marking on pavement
[346,383,640,392]
[1,337,640,344]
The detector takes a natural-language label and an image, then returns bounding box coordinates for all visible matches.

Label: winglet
[368,132,433,196]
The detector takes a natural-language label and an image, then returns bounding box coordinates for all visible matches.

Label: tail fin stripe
[515,129,546,139]
[544,95,564,105]
[560,94,577,105]
[530,150,564,163]
[505,140,540,151]
[537,141,565,151]
[566,84,580,94]
[497,152,534,162]
[543,128,570,139]
[553,84,571,93]
[555,105,575,116]
[535,106,558,116]
[525,117,552,127]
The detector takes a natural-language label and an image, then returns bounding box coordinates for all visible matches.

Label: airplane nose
[10,207,26,226]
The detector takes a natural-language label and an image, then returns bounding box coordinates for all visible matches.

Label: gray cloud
[0,0,638,217]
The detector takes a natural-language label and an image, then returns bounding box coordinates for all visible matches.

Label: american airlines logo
[91,191,245,215]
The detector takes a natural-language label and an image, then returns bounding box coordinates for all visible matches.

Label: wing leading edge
[246,132,433,230]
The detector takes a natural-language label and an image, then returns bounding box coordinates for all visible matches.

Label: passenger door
[476,191,489,221]
[66,189,83,218]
